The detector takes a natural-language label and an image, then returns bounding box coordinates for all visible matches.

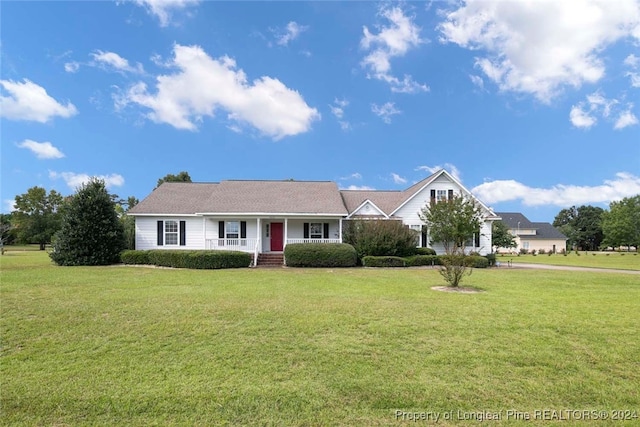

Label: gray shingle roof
[339,190,406,216]
[495,212,567,240]
[129,180,348,215]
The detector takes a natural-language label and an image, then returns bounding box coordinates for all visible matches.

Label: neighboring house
[496,212,567,254]
[128,169,501,264]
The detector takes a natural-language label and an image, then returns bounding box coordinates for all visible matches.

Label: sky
[1,0,639,223]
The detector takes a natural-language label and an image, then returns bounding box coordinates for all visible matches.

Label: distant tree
[420,194,483,287]
[119,196,139,250]
[0,214,15,254]
[601,195,640,250]
[553,205,604,250]
[492,221,516,252]
[12,187,64,250]
[50,178,125,266]
[156,171,192,188]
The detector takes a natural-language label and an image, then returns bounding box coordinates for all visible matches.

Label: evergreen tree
[50,178,125,266]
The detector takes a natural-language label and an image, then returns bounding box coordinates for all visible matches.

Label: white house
[128,169,501,265]
[495,212,567,254]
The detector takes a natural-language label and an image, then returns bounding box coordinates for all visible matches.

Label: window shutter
[157,220,164,246]
[218,221,225,238]
[448,189,454,200]
[303,223,309,239]
[323,223,329,239]
[240,221,247,239]
[421,230,428,247]
[430,189,436,203]
[475,230,480,247]
[179,221,186,246]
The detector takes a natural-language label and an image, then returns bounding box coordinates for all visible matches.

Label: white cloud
[570,91,637,129]
[439,0,640,102]
[624,54,640,67]
[371,102,401,123]
[4,199,16,213]
[116,44,320,139]
[624,53,640,87]
[17,139,65,159]
[91,50,144,74]
[469,74,485,91]
[0,79,78,122]
[273,21,308,46]
[614,109,639,129]
[330,98,351,130]
[361,6,429,94]
[49,171,125,190]
[391,173,407,184]
[569,105,597,128]
[343,185,375,191]
[340,172,362,180]
[472,172,640,207]
[415,163,462,182]
[64,61,80,73]
[132,0,199,27]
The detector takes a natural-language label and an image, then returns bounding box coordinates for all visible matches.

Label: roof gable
[347,199,388,218]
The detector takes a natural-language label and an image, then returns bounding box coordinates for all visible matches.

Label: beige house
[496,212,567,253]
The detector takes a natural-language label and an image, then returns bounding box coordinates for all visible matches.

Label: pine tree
[50,178,125,266]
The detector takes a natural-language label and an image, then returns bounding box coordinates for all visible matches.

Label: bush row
[362,254,490,268]
[284,243,358,267]
[121,250,252,269]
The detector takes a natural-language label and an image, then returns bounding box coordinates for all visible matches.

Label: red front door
[270,222,283,251]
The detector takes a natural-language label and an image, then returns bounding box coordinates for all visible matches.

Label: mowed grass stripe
[1,251,639,426]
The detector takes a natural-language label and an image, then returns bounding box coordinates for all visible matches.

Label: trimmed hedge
[120,250,251,269]
[415,247,437,256]
[363,254,489,268]
[405,254,440,267]
[284,243,357,267]
[121,250,150,265]
[362,256,406,267]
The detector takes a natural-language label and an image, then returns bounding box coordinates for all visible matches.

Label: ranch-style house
[128,169,501,265]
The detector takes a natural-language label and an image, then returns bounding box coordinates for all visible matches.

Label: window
[165,220,178,245]
[266,223,270,238]
[437,190,447,201]
[226,221,239,239]
[309,223,323,239]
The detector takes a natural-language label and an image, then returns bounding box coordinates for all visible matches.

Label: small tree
[492,221,516,252]
[50,178,125,266]
[420,194,483,287]
[601,195,640,250]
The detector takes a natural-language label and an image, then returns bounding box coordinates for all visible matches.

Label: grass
[498,251,639,271]
[1,251,639,426]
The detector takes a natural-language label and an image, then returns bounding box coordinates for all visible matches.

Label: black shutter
[323,223,329,239]
[219,221,225,238]
[421,230,428,247]
[475,230,480,247]
[240,221,247,238]
[430,189,436,203]
[303,223,309,239]
[448,189,454,200]
[157,220,164,246]
[179,221,186,246]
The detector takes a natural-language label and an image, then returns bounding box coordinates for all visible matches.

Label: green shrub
[121,250,151,265]
[342,220,419,259]
[415,247,437,255]
[132,250,251,269]
[362,256,406,267]
[284,243,357,267]
[484,253,496,267]
[405,255,440,266]
[438,255,489,268]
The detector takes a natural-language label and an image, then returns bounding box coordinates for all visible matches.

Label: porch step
[256,253,284,267]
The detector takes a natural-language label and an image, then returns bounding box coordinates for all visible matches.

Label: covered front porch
[203,216,343,262]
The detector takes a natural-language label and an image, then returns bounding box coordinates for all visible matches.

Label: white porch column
[339,218,343,243]
[202,217,207,249]
[256,218,261,249]
[284,218,288,250]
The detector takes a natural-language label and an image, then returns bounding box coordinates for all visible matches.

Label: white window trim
[165,220,178,246]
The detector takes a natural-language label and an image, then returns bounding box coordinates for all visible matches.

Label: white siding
[135,217,206,250]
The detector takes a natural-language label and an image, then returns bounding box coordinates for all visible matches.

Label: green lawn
[498,251,639,271]
[2,251,639,426]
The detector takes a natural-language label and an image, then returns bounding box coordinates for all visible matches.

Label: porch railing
[206,238,258,251]
[286,238,341,244]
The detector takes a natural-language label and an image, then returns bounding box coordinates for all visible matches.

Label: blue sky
[2,0,639,223]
